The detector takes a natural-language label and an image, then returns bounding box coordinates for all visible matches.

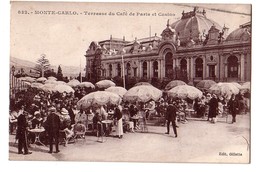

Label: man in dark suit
[165,102,178,138]
[45,106,61,153]
[16,106,32,155]
[228,94,239,123]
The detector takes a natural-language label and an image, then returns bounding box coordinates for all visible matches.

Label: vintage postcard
[9,1,251,163]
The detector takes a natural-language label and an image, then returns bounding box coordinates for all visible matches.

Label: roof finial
[167,19,170,28]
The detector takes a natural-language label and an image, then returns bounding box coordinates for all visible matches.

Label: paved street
[9,114,250,163]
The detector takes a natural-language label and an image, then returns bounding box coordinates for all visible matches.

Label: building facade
[85,8,251,85]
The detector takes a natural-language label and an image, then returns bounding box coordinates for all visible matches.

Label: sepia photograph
[8,0,251,164]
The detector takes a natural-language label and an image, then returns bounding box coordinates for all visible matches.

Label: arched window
[126,63,131,76]
[153,61,158,78]
[180,59,187,74]
[143,61,147,78]
[195,58,203,77]
[228,56,238,78]
[165,52,173,78]
[117,63,121,77]
[109,64,112,77]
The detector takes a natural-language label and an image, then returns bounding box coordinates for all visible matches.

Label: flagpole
[80,57,82,82]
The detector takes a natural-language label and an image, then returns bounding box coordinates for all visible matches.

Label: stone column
[190,57,194,80]
[203,56,206,79]
[158,60,161,79]
[162,58,165,78]
[139,61,143,78]
[218,54,222,81]
[240,53,245,82]
[224,63,228,79]
[187,57,191,80]
[149,60,153,78]
[146,61,150,79]
[246,53,251,80]
[238,60,241,81]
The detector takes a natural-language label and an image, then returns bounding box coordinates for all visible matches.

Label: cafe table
[29,128,46,146]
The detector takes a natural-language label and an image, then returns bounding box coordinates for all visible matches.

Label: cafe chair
[86,114,94,131]
[73,123,86,140]
[59,128,75,146]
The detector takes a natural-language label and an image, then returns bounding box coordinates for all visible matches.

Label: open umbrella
[78,82,95,89]
[240,82,250,91]
[209,83,239,99]
[56,81,67,85]
[134,82,151,87]
[77,91,121,110]
[231,82,242,89]
[95,80,116,89]
[67,79,80,87]
[123,85,162,103]
[30,82,44,89]
[105,86,127,97]
[41,83,56,92]
[167,85,203,100]
[36,77,47,83]
[165,80,186,90]
[53,84,74,93]
[196,80,216,90]
[47,76,57,81]
[19,76,36,83]
[45,80,58,84]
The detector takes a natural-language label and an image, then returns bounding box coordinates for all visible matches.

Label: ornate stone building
[85,8,251,84]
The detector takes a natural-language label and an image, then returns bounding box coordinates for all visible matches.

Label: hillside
[10,57,81,78]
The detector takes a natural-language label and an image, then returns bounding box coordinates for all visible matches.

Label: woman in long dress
[114,105,123,139]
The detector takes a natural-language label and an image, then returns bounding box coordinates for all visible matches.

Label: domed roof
[226,23,251,42]
[171,8,222,45]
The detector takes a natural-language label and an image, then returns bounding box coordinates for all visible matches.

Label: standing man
[16,105,32,155]
[165,101,178,138]
[228,94,239,123]
[45,106,61,153]
[114,105,123,139]
[208,94,218,123]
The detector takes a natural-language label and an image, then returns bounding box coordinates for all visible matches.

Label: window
[109,64,112,77]
[195,58,203,77]
[133,68,137,77]
[126,63,131,76]
[117,64,121,77]
[180,59,187,74]
[227,56,238,78]
[153,61,158,78]
[143,62,147,78]
[165,52,173,78]
[209,65,215,77]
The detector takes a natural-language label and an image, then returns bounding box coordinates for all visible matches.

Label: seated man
[122,113,134,133]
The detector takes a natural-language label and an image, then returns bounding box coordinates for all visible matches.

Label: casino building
[85,8,251,85]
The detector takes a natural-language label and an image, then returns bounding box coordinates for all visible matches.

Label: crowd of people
[9,85,250,155]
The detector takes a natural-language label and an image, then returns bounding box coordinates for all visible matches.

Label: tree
[56,65,63,81]
[44,69,56,78]
[34,54,50,77]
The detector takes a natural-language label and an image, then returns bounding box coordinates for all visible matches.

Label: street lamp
[121,49,126,88]
[11,65,15,99]
[11,65,15,75]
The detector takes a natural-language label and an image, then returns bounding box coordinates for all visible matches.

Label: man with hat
[165,101,178,138]
[16,105,32,155]
[45,106,61,153]
[208,94,218,123]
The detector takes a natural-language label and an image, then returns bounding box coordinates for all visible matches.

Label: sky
[10,1,251,68]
